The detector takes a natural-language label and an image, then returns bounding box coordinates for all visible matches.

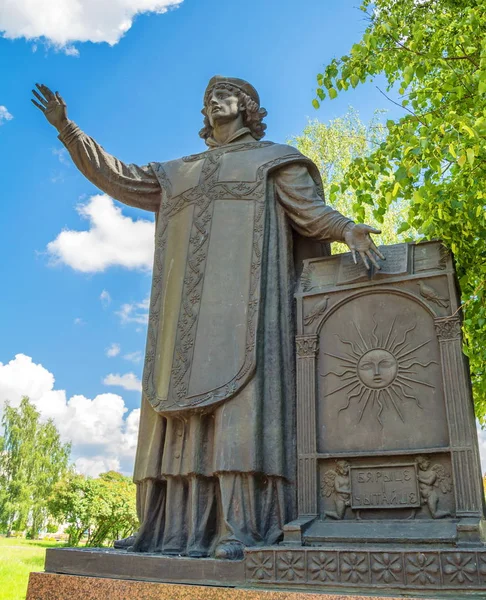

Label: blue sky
[6,0,476,476]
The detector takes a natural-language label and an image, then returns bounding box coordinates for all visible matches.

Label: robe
[58,123,352,556]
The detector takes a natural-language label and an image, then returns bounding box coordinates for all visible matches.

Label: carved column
[435,316,484,516]
[296,335,318,516]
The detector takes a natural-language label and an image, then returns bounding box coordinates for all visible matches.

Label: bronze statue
[32,77,383,559]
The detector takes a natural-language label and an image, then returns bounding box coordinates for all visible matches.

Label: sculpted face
[206,86,241,127]
[357,349,398,389]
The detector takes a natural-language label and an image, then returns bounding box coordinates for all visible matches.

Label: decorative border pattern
[245,548,486,590]
[144,146,313,412]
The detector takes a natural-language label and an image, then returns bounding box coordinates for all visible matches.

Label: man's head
[200,76,267,143]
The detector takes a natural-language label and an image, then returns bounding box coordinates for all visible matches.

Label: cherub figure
[321,460,351,519]
[416,455,452,519]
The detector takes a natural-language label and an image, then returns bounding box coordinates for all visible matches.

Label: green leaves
[313,0,486,420]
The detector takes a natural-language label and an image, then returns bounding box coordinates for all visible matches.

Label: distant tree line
[0,396,137,546]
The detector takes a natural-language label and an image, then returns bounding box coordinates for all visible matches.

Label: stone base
[42,545,486,596]
[26,572,447,600]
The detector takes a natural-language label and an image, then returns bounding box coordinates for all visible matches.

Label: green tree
[313,0,486,417]
[0,397,71,537]
[49,471,138,547]
[29,420,71,538]
[288,109,415,253]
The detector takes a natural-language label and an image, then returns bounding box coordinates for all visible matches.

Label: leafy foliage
[48,471,138,547]
[288,110,416,253]
[0,397,71,537]
[314,0,486,418]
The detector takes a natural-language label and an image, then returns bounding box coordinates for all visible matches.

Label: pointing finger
[31,99,46,112]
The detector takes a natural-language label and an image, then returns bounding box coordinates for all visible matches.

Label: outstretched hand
[343,223,385,270]
[31,83,69,132]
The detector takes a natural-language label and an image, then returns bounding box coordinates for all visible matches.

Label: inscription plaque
[350,463,420,509]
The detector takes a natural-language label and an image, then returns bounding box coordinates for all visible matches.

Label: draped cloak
[58,123,352,551]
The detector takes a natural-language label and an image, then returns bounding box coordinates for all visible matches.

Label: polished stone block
[27,572,445,600]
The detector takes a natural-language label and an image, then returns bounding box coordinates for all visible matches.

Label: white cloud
[0,354,140,476]
[52,147,70,165]
[46,194,155,273]
[73,317,85,325]
[117,296,150,325]
[0,105,13,125]
[124,350,143,364]
[103,372,142,392]
[106,343,121,358]
[100,289,111,308]
[0,0,183,54]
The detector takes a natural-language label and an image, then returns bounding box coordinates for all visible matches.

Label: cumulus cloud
[46,195,155,273]
[0,354,140,476]
[117,296,150,325]
[103,372,142,392]
[106,343,121,358]
[124,350,143,364]
[100,289,111,308]
[0,0,183,54]
[0,105,13,125]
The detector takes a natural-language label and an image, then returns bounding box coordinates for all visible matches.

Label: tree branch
[376,86,428,127]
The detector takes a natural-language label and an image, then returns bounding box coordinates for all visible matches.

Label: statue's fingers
[55,92,66,107]
[364,225,381,235]
[350,248,358,264]
[366,249,381,270]
[31,99,46,112]
[359,250,370,270]
[32,89,48,107]
[370,240,386,261]
[37,83,55,100]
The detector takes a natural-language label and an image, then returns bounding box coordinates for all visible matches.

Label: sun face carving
[321,317,437,427]
[357,349,398,389]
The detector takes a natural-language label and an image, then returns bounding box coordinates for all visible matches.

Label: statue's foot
[113,534,138,550]
[214,541,244,560]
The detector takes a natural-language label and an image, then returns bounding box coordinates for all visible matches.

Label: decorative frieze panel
[245,548,486,591]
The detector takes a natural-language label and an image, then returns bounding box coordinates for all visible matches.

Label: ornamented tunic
[59,123,352,551]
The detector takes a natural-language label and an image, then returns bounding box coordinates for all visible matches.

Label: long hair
[199,83,268,142]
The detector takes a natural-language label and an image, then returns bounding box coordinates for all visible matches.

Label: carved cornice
[435,316,462,341]
[296,335,319,358]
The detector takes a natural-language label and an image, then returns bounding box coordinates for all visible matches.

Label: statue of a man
[32,77,383,559]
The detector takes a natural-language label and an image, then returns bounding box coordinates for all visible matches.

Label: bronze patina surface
[31,77,381,559]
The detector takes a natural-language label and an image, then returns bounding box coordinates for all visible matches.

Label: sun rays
[321,317,437,427]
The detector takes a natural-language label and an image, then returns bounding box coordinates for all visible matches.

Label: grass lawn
[0,537,65,600]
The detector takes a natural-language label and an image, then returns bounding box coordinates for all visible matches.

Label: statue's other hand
[343,223,385,270]
[31,84,69,132]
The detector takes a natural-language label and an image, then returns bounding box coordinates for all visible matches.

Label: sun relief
[322,318,437,427]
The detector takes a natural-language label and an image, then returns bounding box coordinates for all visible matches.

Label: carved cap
[204,76,260,106]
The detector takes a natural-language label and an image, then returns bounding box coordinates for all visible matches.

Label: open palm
[31,83,69,131]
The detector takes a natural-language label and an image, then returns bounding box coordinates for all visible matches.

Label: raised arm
[275,162,384,269]
[31,84,161,212]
